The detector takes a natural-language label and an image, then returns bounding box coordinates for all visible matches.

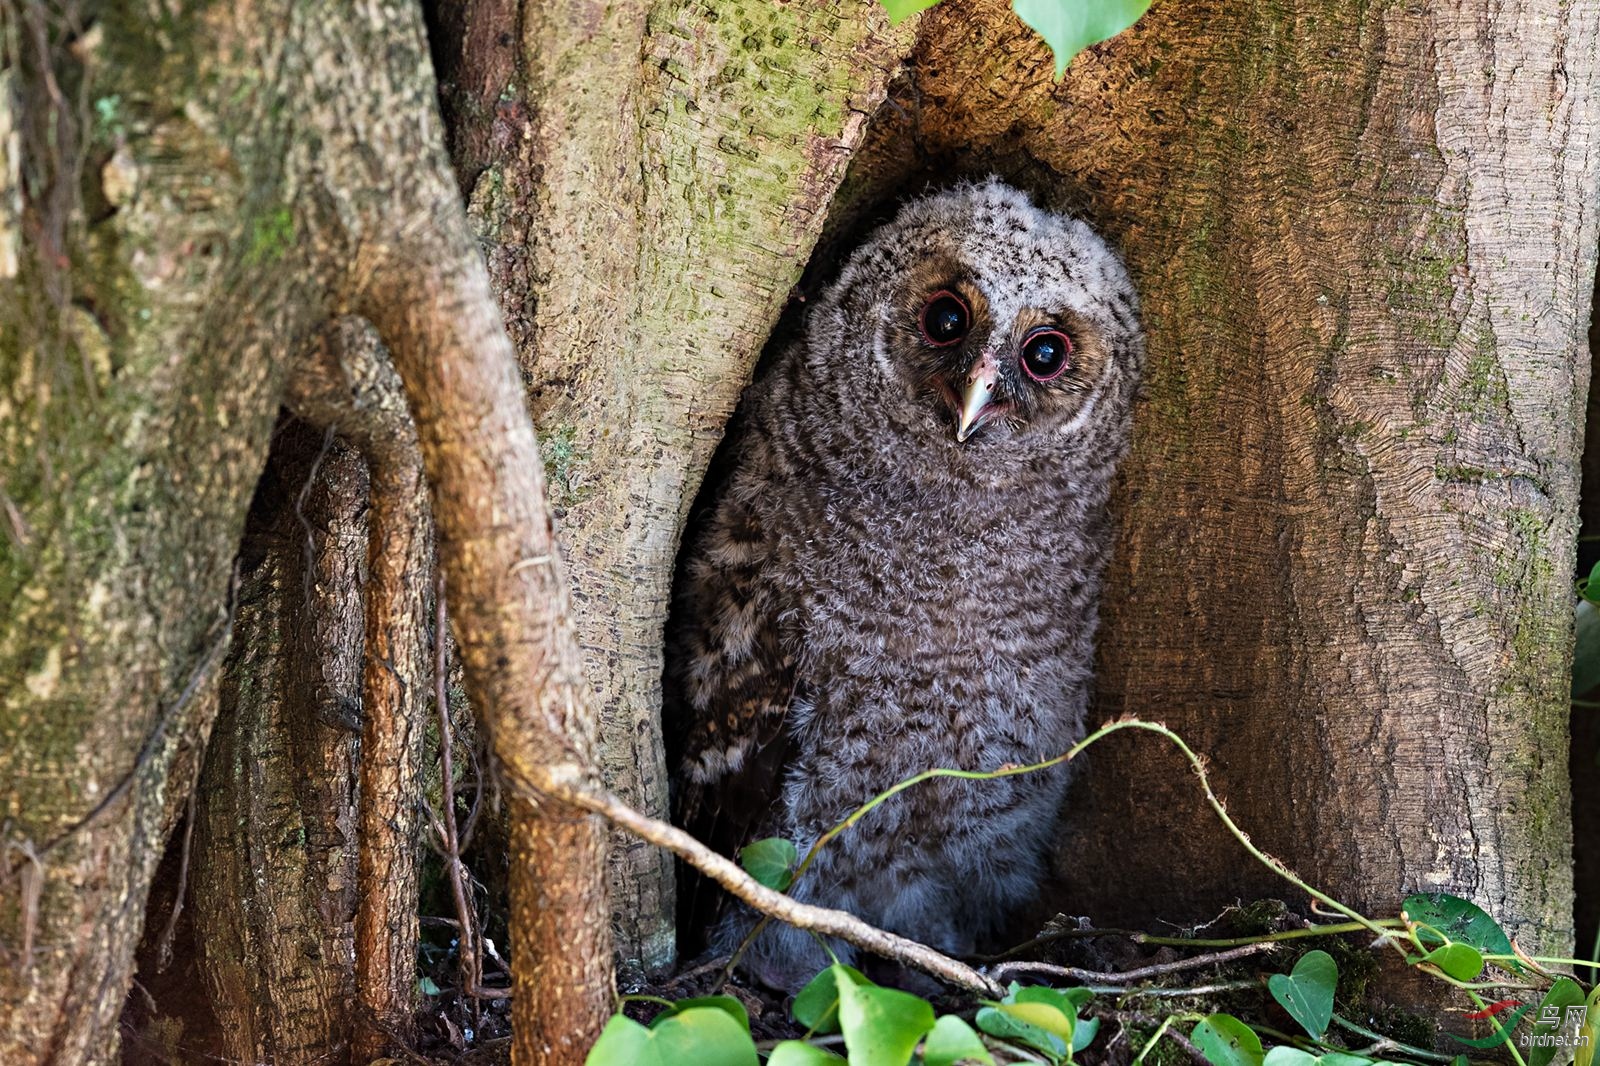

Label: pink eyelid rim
[1020,327,1073,382]
[918,289,970,347]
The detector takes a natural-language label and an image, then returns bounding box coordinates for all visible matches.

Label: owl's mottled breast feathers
[665,178,1143,989]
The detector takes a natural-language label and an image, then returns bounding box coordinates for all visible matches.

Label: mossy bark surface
[0,6,308,1058]
[2,1,606,1059]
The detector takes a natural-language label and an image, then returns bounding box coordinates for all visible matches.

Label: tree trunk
[6,0,1598,1060]
[0,6,305,1059]
[1573,260,1599,979]
[833,0,1598,949]
[189,428,364,1065]
[2,2,616,1059]
[429,0,919,975]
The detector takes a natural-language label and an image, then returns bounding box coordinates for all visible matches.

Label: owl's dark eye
[1020,328,1073,382]
[919,291,970,347]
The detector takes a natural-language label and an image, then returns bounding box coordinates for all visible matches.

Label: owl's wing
[665,403,802,871]
[666,489,796,838]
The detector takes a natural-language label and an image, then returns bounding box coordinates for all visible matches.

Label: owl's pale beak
[955,351,1001,443]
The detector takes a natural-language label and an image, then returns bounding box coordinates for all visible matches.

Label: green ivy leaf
[1575,599,1600,694]
[738,838,798,892]
[1575,985,1600,1066]
[1011,985,1085,1019]
[1580,559,1600,605]
[1402,893,1517,967]
[584,1008,758,1066]
[1058,987,1094,1010]
[923,1014,996,1066]
[836,968,937,1066]
[793,964,870,1034]
[1191,1013,1265,1066]
[1009,0,1153,78]
[878,0,943,24]
[586,1016,653,1066]
[766,1041,845,1065]
[1267,950,1337,1040]
[1073,1015,1101,1053]
[1530,978,1587,1066]
[975,1004,1069,1062]
[650,995,751,1034]
[1262,1049,1320,1066]
[1409,942,1484,982]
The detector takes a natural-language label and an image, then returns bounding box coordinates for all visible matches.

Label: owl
[666,179,1144,992]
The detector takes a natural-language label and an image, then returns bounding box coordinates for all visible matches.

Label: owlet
[666,179,1144,991]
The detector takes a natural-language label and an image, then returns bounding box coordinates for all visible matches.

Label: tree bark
[0,5,307,1059]
[5,0,1598,1060]
[835,0,1599,950]
[287,319,434,1059]
[431,0,919,974]
[2,2,614,1059]
[361,224,616,1064]
[189,430,364,1065]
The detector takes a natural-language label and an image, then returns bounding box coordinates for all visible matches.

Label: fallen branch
[987,941,1279,987]
[506,763,1004,998]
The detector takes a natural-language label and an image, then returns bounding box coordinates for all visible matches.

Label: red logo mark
[1463,999,1523,1020]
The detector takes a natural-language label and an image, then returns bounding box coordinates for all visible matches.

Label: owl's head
[818,179,1143,460]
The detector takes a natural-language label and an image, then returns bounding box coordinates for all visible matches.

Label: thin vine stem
[982,919,1411,962]
[1250,1022,1455,1066]
[1132,1015,1178,1066]
[1089,980,1261,997]
[616,993,677,1011]
[1136,920,1408,949]
[1328,1014,1458,1064]
[1484,952,1597,970]
[1466,990,1529,1066]
[785,718,1397,947]
[725,715,1559,1027]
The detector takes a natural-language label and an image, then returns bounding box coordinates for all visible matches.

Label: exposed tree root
[292,310,1006,1014]
[288,318,432,1056]
[358,230,616,1062]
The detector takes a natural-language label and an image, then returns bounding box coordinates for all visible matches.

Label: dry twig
[986,941,1279,987]
[507,764,1004,998]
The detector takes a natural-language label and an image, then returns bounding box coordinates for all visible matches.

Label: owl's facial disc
[900,253,1107,444]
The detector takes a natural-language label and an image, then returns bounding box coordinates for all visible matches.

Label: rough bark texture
[432,0,919,973]
[288,318,433,1059]
[363,216,616,1063]
[827,0,1599,947]
[3,1,607,1060]
[189,430,364,1065]
[1574,265,1599,972]
[0,5,309,1058]
[6,0,1597,1058]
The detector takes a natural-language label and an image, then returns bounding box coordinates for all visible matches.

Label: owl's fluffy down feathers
[666,179,1143,990]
